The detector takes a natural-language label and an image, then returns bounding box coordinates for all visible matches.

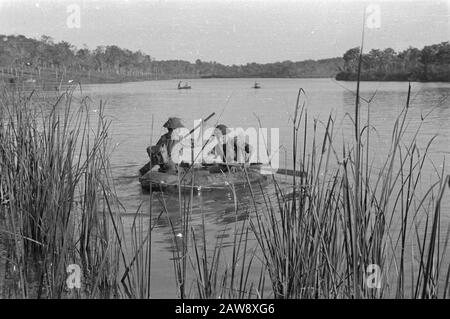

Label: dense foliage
[2,34,449,83]
[336,42,450,82]
[0,34,342,83]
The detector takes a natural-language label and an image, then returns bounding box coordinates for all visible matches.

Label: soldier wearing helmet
[213,124,252,165]
[141,117,185,174]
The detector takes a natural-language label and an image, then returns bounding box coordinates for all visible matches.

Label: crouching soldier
[208,124,253,173]
[140,117,185,175]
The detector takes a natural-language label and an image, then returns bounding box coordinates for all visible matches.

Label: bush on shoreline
[337,42,450,82]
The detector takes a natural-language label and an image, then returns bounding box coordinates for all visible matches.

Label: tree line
[336,42,450,82]
[0,34,342,83]
[1,34,449,83]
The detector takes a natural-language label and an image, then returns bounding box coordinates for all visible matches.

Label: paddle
[180,112,215,141]
[275,168,307,177]
[216,162,307,177]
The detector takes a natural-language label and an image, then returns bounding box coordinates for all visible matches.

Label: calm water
[81,78,450,298]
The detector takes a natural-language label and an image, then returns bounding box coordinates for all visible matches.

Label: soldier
[213,124,252,165]
[141,117,185,174]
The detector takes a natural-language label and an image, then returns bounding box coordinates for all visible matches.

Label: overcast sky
[0,0,449,64]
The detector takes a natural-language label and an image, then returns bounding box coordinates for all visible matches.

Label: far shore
[3,70,450,89]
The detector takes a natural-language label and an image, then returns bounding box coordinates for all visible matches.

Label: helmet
[163,117,184,129]
[215,124,230,135]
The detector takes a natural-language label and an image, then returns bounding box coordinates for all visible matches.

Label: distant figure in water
[178,81,191,89]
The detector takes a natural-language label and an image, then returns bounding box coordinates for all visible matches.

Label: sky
[0,0,449,65]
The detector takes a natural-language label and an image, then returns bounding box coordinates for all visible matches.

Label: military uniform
[214,124,252,164]
[142,117,185,174]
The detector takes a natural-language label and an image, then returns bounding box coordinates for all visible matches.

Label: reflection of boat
[253,82,261,89]
[139,165,267,192]
[178,81,191,89]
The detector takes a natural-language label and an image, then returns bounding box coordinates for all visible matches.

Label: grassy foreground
[0,79,449,298]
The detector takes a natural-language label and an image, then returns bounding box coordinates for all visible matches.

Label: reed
[0,86,125,298]
[248,84,450,299]
[167,189,263,299]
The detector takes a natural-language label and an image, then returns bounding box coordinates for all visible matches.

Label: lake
[81,78,450,298]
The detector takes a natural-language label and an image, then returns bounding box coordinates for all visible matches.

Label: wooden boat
[253,82,261,89]
[139,165,267,192]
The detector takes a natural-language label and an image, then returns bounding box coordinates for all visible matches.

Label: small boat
[253,82,261,89]
[178,81,191,89]
[139,165,267,192]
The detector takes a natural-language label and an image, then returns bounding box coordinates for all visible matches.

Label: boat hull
[139,167,267,192]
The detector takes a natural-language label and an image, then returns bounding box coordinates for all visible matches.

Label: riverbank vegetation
[336,42,450,82]
[2,34,449,87]
[0,34,341,88]
[0,87,126,297]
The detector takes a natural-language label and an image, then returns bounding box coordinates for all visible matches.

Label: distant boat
[253,82,261,89]
[178,81,191,89]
